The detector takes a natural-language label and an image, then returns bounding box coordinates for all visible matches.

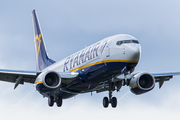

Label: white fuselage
[40,34,141,75]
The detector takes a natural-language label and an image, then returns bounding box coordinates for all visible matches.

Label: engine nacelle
[129,72,155,95]
[35,71,61,90]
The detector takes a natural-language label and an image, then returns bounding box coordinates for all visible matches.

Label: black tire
[48,96,54,107]
[103,97,109,108]
[56,96,63,107]
[111,97,117,108]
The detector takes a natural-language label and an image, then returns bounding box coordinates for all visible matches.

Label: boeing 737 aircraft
[0,10,179,108]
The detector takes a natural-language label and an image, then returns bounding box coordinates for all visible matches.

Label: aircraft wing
[0,69,37,89]
[152,72,180,88]
[0,69,79,89]
[94,72,180,93]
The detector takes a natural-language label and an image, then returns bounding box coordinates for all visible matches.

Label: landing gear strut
[103,90,117,108]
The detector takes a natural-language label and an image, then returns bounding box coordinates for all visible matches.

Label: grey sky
[0,0,180,120]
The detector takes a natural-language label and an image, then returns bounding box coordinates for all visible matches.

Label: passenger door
[106,42,110,57]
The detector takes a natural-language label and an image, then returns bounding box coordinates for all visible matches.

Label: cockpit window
[132,40,139,44]
[116,41,123,45]
[116,40,139,45]
[124,40,131,43]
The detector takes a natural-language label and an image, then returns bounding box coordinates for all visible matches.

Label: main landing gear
[48,96,63,107]
[103,90,117,108]
[102,70,133,108]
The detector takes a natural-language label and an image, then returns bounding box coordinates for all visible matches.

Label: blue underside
[36,61,138,99]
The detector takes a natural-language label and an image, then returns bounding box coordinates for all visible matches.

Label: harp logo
[35,34,42,55]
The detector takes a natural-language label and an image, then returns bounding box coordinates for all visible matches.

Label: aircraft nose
[127,44,141,62]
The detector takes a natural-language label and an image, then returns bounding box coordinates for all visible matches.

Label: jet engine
[36,71,61,90]
[129,72,155,95]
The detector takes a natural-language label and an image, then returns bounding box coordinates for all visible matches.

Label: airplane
[0,9,180,108]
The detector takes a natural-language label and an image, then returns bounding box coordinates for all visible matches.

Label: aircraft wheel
[103,97,109,108]
[48,96,54,107]
[111,97,117,108]
[56,96,62,107]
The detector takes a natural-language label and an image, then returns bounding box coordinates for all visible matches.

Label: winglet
[32,10,55,72]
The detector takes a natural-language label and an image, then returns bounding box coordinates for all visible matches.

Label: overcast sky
[0,0,180,120]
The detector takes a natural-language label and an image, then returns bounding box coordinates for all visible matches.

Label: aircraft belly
[65,62,109,92]
[36,83,76,99]
[65,61,137,92]
[36,61,138,98]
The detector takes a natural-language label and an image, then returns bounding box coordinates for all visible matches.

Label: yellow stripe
[131,85,138,89]
[70,59,138,72]
[34,81,43,85]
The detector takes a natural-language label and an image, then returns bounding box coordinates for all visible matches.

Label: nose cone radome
[127,44,141,62]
